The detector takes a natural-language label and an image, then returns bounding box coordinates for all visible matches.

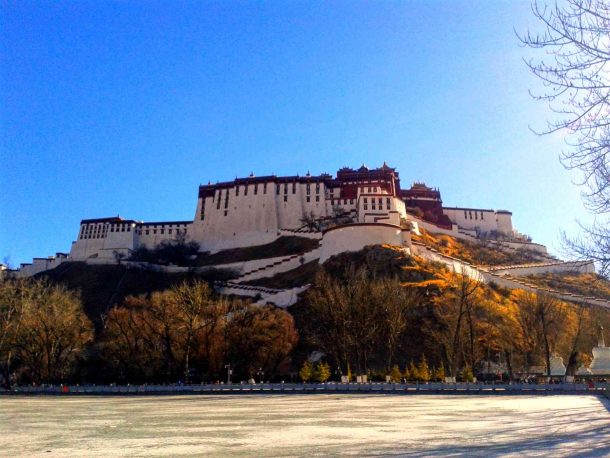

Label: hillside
[11,241,610,386]
[37,262,234,330]
[524,272,610,301]
[195,236,319,266]
[412,229,547,266]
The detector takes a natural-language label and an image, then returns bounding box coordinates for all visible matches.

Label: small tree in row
[299,360,331,383]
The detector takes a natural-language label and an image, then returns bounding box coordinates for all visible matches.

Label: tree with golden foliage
[2,279,93,384]
[100,280,297,383]
[225,300,298,381]
[427,266,482,378]
[301,265,420,375]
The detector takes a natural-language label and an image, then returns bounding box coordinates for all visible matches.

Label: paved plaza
[1,394,609,456]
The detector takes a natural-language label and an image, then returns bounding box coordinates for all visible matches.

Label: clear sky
[0,1,592,266]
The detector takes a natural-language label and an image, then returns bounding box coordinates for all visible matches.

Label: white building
[64,164,521,261]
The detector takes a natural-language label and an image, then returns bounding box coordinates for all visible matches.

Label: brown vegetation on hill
[195,236,319,266]
[243,260,320,289]
[99,281,297,384]
[524,272,610,302]
[4,244,610,387]
[37,262,236,330]
[0,278,297,387]
[413,229,544,266]
[291,246,610,381]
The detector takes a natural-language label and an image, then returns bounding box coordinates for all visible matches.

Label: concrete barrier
[3,382,608,396]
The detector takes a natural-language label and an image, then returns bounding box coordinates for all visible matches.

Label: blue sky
[0,1,591,265]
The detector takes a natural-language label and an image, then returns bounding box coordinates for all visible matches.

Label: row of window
[464,210,485,221]
[363,204,392,211]
[80,234,108,240]
[217,182,329,203]
[364,197,391,205]
[80,226,188,239]
[138,228,187,236]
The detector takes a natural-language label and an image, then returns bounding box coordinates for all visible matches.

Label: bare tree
[520,0,610,275]
[430,267,482,378]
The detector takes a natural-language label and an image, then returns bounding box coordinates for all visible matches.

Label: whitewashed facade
[51,164,520,262]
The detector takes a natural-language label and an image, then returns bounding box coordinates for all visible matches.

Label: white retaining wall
[319,223,411,263]
[489,261,595,277]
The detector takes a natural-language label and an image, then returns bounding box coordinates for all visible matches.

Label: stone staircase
[235,253,304,281]
[213,280,310,308]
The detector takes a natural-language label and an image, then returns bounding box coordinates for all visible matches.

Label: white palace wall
[70,220,138,260]
[20,166,570,283]
[319,223,411,263]
[192,181,334,252]
[443,208,513,235]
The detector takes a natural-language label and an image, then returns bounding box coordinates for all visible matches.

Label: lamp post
[225,364,233,384]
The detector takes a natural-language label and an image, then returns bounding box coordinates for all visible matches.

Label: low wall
[412,243,484,281]
[490,260,595,277]
[3,382,607,396]
[501,240,548,255]
[278,229,322,240]
[319,223,410,263]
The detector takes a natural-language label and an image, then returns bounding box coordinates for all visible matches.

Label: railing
[3,382,608,396]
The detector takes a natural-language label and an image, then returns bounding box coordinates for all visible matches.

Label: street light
[225,364,233,384]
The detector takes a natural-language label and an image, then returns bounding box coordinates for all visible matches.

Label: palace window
[364,198,368,203]
[264,183,267,194]
[469,211,473,219]
[254,184,258,195]
[217,191,222,209]
[236,186,239,196]
[153,230,157,234]
[160,229,164,234]
[316,196,320,202]
[331,199,334,206]
[244,185,248,196]
[224,190,229,209]
[224,210,228,217]
[306,196,311,203]
[475,212,478,220]
[350,199,354,204]
[284,184,288,194]
[364,205,368,210]
[276,184,280,195]
[306,184,310,195]
[464,211,468,219]
[169,229,172,234]
[292,182,296,194]
[283,195,287,202]
[316,183,320,193]
[481,212,484,220]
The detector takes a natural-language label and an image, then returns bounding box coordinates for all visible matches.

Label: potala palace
[8,163,601,309]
